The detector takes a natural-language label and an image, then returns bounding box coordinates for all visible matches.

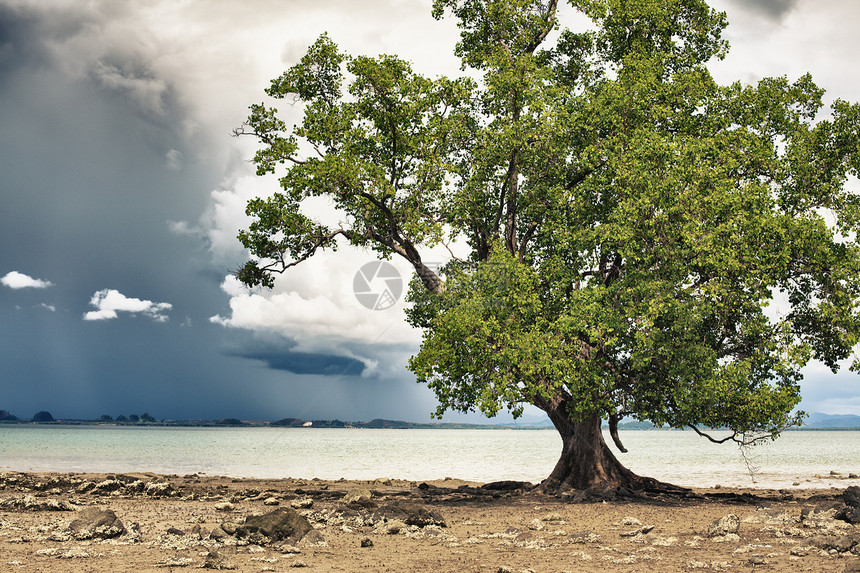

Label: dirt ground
[1,471,858,572]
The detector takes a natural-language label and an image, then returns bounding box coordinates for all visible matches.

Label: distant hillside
[803,413,860,429]
[2,411,857,429]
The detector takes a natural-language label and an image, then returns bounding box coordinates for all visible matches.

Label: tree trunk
[536,406,678,493]
[537,410,638,492]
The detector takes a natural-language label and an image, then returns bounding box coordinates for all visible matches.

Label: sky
[1,0,859,422]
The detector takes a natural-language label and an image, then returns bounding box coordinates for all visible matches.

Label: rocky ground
[0,471,859,572]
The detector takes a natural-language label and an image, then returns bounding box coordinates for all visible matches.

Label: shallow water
[0,425,857,489]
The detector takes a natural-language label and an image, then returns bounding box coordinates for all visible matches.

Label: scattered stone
[790,545,815,557]
[92,479,124,494]
[263,497,280,506]
[76,481,96,493]
[371,502,446,528]
[377,519,408,535]
[207,527,227,540]
[235,508,313,545]
[707,514,740,538]
[809,533,860,554]
[802,502,843,524]
[650,535,678,547]
[0,495,75,512]
[528,518,544,531]
[220,522,240,535]
[342,489,373,505]
[202,550,237,570]
[167,526,186,536]
[569,530,600,543]
[214,502,234,512]
[747,555,768,566]
[361,537,374,547]
[844,486,860,508]
[838,507,860,525]
[69,507,125,540]
[125,480,146,494]
[298,529,327,547]
[621,525,654,537]
[290,498,313,509]
[145,482,176,497]
[621,517,642,526]
[290,560,308,568]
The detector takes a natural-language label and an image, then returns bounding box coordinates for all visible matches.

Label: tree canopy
[235,0,860,490]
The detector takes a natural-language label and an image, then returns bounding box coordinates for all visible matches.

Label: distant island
[1,409,858,430]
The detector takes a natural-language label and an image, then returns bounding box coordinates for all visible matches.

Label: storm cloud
[729,0,800,20]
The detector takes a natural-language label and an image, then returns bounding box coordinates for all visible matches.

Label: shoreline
[1,471,858,572]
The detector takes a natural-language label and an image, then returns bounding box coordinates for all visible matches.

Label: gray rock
[144,482,176,497]
[208,526,228,540]
[298,529,327,547]
[235,507,313,544]
[844,486,860,509]
[371,501,446,528]
[379,519,408,534]
[837,506,860,525]
[0,495,75,512]
[69,507,126,539]
[810,533,860,554]
[707,514,740,537]
[342,488,373,505]
[202,550,237,570]
[290,497,313,509]
[220,521,239,535]
[92,479,125,494]
[802,501,843,522]
[569,530,601,543]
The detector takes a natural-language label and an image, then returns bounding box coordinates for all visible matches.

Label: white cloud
[1,271,54,289]
[209,247,429,378]
[83,289,172,322]
[165,148,183,171]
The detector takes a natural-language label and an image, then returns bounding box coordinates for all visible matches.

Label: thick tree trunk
[535,405,680,494]
[538,410,641,492]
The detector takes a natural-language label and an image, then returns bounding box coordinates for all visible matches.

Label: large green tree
[235,0,860,491]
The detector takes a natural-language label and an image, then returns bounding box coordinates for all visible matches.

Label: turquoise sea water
[0,426,857,489]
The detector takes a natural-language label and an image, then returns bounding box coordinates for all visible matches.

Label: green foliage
[237,0,860,444]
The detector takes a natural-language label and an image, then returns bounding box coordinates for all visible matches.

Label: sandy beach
[1,471,858,572]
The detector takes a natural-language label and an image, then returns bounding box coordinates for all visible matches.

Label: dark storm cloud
[725,0,800,21]
[232,348,366,376]
[0,3,80,69]
[219,328,412,379]
[0,1,181,128]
